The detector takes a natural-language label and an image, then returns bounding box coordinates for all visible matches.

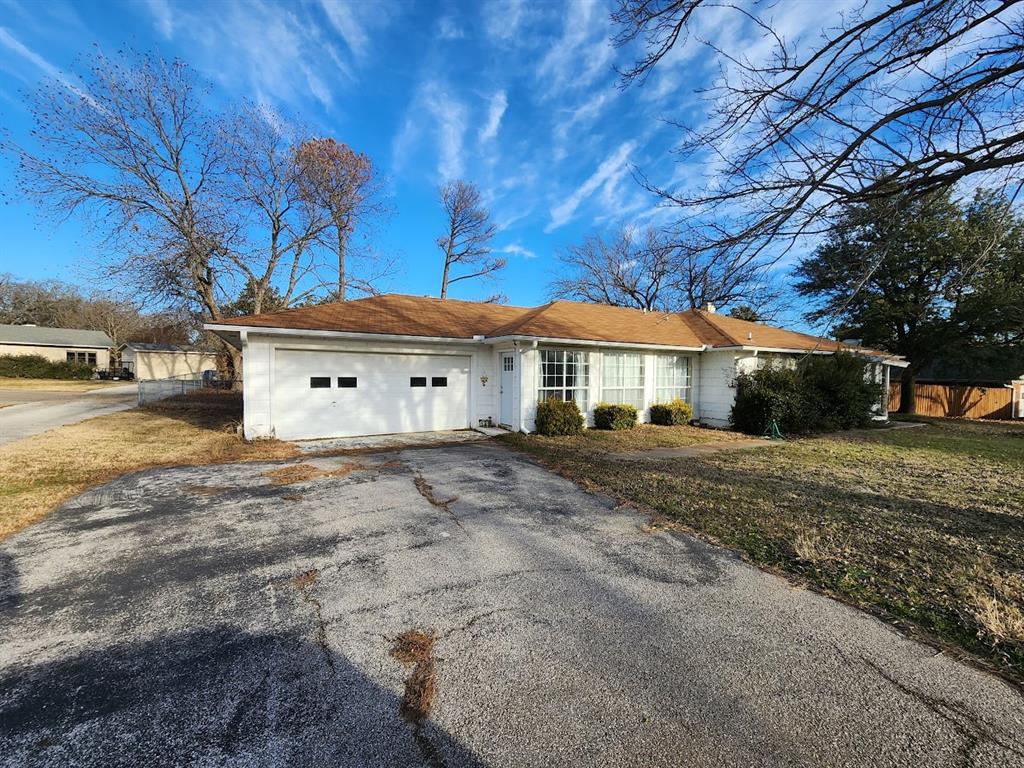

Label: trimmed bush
[593,402,638,430]
[534,398,584,436]
[649,398,694,426]
[730,353,880,435]
[0,354,95,380]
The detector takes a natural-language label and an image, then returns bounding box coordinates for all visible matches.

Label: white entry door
[272,349,471,440]
[499,352,515,427]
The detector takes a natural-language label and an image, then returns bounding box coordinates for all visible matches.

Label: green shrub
[593,402,638,430]
[0,354,95,380]
[649,398,694,426]
[730,353,880,435]
[534,398,584,436]
[800,353,881,431]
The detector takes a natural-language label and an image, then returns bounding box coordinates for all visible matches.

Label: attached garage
[271,349,471,440]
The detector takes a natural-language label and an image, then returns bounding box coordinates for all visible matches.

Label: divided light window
[602,352,645,409]
[310,377,331,388]
[655,355,691,403]
[538,349,589,412]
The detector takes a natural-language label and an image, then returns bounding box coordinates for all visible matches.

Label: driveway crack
[290,568,334,672]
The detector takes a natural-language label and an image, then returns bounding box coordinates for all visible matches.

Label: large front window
[538,349,589,412]
[655,354,691,403]
[602,352,645,409]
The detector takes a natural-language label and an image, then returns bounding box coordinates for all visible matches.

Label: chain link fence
[137,372,239,406]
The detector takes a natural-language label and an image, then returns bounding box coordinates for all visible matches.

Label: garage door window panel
[310,377,331,388]
[338,377,357,388]
[410,377,427,387]
[432,377,447,387]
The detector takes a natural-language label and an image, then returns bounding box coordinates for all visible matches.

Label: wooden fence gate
[887,382,1015,420]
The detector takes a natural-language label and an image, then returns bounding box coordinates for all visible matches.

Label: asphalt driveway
[0,442,1021,767]
[0,384,136,445]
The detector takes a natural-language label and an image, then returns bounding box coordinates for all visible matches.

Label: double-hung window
[655,355,691,403]
[538,349,589,412]
[602,352,645,409]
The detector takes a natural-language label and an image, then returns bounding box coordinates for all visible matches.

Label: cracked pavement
[1,442,1022,767]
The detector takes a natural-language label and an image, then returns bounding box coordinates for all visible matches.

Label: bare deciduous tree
[436,180,503,299]
[293,138,383,300]
[222,108,330,314]
[551,228,673,310]
[10,53,230,322]
[551,226,784,315]
[612,0,1024,261]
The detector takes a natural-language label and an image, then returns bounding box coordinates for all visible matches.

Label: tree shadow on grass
[0,626,486,768]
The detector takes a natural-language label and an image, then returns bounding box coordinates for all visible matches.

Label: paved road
[0,384,136,446]
[0,443,1021,767]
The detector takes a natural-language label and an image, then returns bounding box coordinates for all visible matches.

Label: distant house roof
[207,293,904,360]
[0,324,113,349]
[122,342,215,354]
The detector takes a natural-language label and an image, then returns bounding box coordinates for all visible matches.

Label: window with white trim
[538,349,589,412]
[655,355,691,403]
[602,352,645,409]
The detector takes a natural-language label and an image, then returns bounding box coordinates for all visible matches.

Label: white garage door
[272,349,471,440]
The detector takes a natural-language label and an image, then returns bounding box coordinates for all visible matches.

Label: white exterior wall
[0,343,109,368]
[519,344,704,432]
[695,350,754,427]
[242,333,495,440]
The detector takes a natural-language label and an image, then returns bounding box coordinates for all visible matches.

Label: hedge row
[731,353,880,435]
[0,354,95,380]
[649,399,693,425]
[593,403,637,430]
[535,398,584,436]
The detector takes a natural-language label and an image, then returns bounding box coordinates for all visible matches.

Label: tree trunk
[440,255,451,299]
[899,365,919,414]
[337,228,346,301]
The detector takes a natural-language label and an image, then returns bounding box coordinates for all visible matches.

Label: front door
[499,352,515,427]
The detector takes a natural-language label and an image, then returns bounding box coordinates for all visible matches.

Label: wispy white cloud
[437,14,465,40]
[318,0,370,58]
[479,89,507,143]
[483,0,526,42]
[144,0,174,39]
[547,140,636,231]
[393,79,468,181]
[552,89,617,161]
[537,1,613,98]
[497,242,537,259]
[0,26,95,105]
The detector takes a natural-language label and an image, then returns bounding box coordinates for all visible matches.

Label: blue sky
[0,0,830,323]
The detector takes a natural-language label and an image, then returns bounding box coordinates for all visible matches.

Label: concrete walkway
[609,438,782,460]
[0,384,136,446]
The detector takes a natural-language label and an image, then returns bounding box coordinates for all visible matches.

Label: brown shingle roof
[212,293,900,357]
[214,294,533,338]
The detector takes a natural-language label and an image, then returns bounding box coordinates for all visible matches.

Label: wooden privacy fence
[887,382,1015,420]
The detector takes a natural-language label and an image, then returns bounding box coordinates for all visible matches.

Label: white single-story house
[0,324,112,369]
[120,342,219,381]
[205,294,908,441]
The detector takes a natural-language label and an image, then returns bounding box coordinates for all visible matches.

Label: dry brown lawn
[502,417,1024,682]
[0,377,126,392]
[0,392,297,540]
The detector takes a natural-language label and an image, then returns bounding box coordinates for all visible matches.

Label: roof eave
[203,323,484,346]
[484,334,706,351]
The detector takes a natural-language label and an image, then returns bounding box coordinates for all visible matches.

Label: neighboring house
[120,342,219,381]
[205,294,907,441]
[0,324,112,369]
